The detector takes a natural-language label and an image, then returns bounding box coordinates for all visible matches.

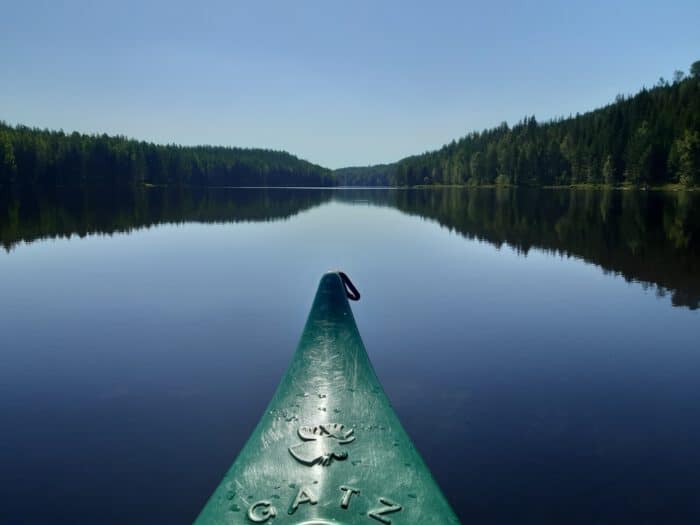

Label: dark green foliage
[3,62,699,189]
[624,121,653,185]
[0,129,17,184]
[0,123,334,188]
[675,130,700,186]
[603,155,616,184]
[348,66,700,188]
[332,164,396,186]
[691,60,700,79]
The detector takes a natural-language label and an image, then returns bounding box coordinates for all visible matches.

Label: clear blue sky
[2,1,699,169]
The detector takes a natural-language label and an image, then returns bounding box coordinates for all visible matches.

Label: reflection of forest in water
[2,186,699,309]
[0,186,334,251]
[386,188,700,310]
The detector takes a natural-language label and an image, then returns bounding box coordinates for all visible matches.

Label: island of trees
[1,61,698,189]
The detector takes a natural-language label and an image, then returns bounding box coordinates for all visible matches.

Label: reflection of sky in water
[0,197,698,524]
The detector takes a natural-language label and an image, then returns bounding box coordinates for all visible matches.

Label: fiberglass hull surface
[195,272,460,524]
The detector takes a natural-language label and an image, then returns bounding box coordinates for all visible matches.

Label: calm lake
[1,187,699,524]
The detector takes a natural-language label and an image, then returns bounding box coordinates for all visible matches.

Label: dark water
[1,187,699,524]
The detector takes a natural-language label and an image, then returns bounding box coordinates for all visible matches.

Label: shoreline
[409,182,698,191]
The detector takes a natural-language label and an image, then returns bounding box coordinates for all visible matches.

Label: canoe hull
[195,272,460,524]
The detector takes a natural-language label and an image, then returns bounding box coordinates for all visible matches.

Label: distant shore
[409,182,698,191]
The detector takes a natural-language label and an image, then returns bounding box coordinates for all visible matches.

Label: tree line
[345,61,700,188]
[2,61,699,189]
[333,164,395,186]
[0,123,334,188]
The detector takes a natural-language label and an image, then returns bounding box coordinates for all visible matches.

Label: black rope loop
[338,271,361,301]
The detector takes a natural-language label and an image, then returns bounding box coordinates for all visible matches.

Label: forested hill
[3,62,699,189]
[394,74,700,187]
[333,164,396,186]
[345,62,700,188]
[0,123,334,188]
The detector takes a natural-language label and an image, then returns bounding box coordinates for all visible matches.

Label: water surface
[1,187,699,524]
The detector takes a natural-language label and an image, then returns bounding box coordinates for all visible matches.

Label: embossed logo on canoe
[288,423,355,466]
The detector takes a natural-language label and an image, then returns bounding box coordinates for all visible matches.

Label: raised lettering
[339,485,360,509]
[247,500,276,523]
[288,486,318,514]
[368,497,402,524]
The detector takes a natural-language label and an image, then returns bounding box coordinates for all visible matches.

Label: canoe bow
[195,271,460,524]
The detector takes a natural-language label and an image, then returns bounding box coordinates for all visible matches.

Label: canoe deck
[195,272,460,524]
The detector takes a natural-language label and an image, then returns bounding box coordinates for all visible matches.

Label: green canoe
[196,271,460,524]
